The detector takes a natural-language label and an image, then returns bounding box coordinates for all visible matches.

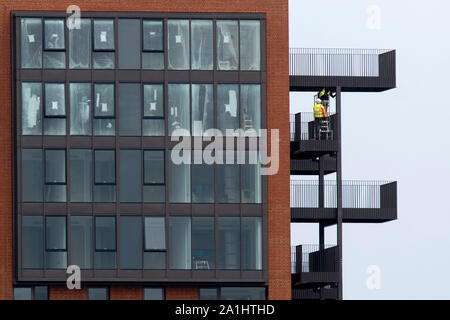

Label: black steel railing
[290,112,336,141]
[290,180,396,209]
[291,244,339,274]
[289,48,392,77]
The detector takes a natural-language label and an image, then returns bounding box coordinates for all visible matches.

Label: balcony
[291,244,339,288]
[290,180,397,224]
[290,112,338,158]
[289,48,396,92]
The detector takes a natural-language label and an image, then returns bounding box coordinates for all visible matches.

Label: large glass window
[217,84,239,135]
[13,286,48,300]
[217,20,239,70]
[88,287,109,300]
[241,217,262,270]
[13,288,32,300]
[144,288,164,300]
[70,216,93,269]
[218,153,240,203]
[168,84,190,136]
[44,19,65,69]
[70,83,92,136]
[95,216,116,269]
[168,20,189,70]
[143,84,164,136]
[192,217,215,270]
[120,216,142,269]
[192,163,214,203]
[192,84,213,136]
[169,151,190,203]
[143,20,164,70]
[169,216,191,269]
[199,288,218,300]
[240,21,261,71]
[70,149,92,202]
[241,151,261,204]
[21,18,42,69]
[94,83,115,136]
[218,217,240,270]
[240,84,261,135]
[93,19,115,69]
[191,20,213,70]
[44,83,66,135]
[45,150,66,202]
[22,82,42,135]
[94,150,116,202]
[221,287,266,300]
[22,215,43,269]
[120,150,142,202]
[22,149,43,202]
[119,83,141,136]
[144,150,165,203]
[45,216,67,269]
[118,19,141,69]
[69,18,91,69]
[144,217,166,269]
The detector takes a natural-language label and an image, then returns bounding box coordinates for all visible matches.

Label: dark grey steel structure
[289,48,397,300]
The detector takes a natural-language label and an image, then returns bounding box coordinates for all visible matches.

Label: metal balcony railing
[291,244,338,274]
[289,48,392,77]
[289,112,336,141]
[290,180,395,209]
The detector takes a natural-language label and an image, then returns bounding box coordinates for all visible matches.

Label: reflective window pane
[94,52,115,69]
[94,84,114,117]
[21,18,42,69]
[70,216,92,269]
[143,119,164,136]
[193,217,215,269]
[144,150,164,184]
[94,119,115,136]
[192,84,213,136]
[45,83,65,116]
[70,83,92,135]
[191,20,213,70]
[199,288,218,300]
[88,288,108,300]
[169,152,190,203]
[143,20,163,51]
[241,217,262,270]
[22,83,42,135]
[144,251,166,269]
[118,19,141,69]
[22,149,43,202]
[218,217,240,270]
[218,153,240,203]
[120,150,142,202]
[240,84,260,135]
[45,150,66,183]
[70,149,92,202]
[168,84,190,136]
[169,216,191,269]
[14,288,32,300]
[144,288,164,300]
[240,20,261,71]
[221,287,266,300]
[44,118,66,135]
[44,52,65,69]
[119,83,141,136]
[168,20,189,70]
[217,20,238,70]
[120,216,142,269]
[69,19,91,69]
[94,150,116,202]
[94,19,114,50]
[45,216,67,269]
[22,216,43,268]
[143,84,164,118]
[145,217,166,250]
[143,52,164,70]
[34,287,49,300]
[95,217,116,269]
[192,163,214,203]
[44,19,65,50]
[242,151,261,204]
[217,84,239,134]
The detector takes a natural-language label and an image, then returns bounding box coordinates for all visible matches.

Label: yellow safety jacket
[318,88,331,99]
[314,103,326,118]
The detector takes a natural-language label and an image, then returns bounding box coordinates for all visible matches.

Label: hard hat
[315,98,321,104]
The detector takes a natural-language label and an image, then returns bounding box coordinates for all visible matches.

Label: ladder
[314,94,333,140]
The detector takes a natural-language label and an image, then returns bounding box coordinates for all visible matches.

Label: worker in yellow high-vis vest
[313,99,326,140]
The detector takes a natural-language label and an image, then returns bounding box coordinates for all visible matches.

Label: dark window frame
[44,215,68,270]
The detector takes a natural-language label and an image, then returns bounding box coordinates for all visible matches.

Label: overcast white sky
[289,0,450,299]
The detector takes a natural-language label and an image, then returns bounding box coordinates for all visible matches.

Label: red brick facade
[0,0,290,300]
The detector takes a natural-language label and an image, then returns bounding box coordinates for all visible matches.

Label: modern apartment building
[0,0,396,301]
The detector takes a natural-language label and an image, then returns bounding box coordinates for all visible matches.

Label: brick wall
[166,286,198,300]
[0,0,290,300]
[49,286,88,300]
[110,286,143,300]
